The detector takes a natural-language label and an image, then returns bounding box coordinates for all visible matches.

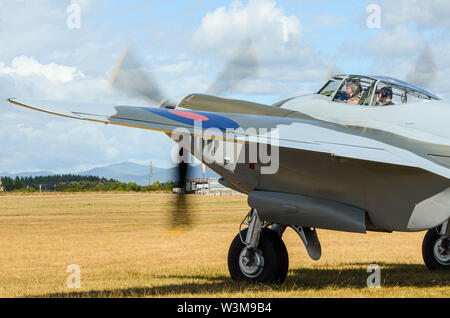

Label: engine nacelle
[158,95,191,109]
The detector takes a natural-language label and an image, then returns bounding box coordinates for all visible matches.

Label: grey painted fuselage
[180,94,450,233]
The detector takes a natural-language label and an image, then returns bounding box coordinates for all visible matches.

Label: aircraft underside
[186,139,450,233]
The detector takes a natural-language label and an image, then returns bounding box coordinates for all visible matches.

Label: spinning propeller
[406,44,437,89]
[108,41,259,229]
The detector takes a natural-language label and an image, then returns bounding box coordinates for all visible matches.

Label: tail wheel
[422,228,450,270]
[228,228,289,284]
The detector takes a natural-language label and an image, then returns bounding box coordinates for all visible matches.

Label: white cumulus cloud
[190,0,329,97]
[191,0,302,60]
[0,56,85,84]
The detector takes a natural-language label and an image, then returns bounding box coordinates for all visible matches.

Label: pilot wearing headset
[376,87,394,106]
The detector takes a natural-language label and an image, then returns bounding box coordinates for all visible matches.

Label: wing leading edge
[7,98,450,180]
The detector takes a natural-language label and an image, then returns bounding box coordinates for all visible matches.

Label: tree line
[0,175,174,193]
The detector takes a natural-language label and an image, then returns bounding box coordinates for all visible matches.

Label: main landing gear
[423,220,450,270]
[228,211,450,283]
[227,209,322,284]
[227,209,289,283]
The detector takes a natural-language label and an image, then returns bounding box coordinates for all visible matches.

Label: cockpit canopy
[317,74,440,106]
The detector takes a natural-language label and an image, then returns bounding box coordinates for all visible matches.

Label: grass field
[0,193,449,298]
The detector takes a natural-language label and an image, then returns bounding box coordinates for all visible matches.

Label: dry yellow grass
[0,193,448,298]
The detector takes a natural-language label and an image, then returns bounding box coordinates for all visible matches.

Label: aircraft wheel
[228,228,289,284]
[422,228,450,270]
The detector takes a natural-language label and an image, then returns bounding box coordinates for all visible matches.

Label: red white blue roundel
[142,107,240,130]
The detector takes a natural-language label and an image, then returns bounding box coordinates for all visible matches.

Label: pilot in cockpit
[345,81,362,105]
[376,87,394,106]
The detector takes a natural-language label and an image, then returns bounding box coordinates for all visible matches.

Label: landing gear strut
[227,209,289,283]
[423,220,450,270]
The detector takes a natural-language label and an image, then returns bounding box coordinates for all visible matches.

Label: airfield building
[174,178,241,196]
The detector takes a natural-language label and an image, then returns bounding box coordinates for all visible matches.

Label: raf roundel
[142,107,240,130]
[168,110,209,121]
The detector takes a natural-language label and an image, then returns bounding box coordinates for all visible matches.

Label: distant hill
[77,162,171,185]
[1,162,219,185]
[78,162,219,185]
[0,171,54,178]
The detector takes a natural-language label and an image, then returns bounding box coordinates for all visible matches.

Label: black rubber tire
[422,228,450,270]
[228,228,289,284]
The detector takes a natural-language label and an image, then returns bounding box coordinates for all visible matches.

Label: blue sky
[1,0,450,173]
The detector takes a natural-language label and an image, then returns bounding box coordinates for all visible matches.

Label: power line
[149,161,152,186]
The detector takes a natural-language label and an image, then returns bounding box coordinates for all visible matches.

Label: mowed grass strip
[0,193,448,298]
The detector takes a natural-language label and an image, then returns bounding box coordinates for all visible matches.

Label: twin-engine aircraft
[7,73,450,283]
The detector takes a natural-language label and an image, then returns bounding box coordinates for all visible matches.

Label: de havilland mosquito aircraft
[7,70,450,284]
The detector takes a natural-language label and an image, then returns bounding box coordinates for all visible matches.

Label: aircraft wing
[7,98,450,179]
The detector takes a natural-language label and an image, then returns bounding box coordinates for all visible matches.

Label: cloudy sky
[1,0,450,174]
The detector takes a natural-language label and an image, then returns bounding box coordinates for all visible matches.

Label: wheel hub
[433,238,450,265]
[239,248,264,278]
